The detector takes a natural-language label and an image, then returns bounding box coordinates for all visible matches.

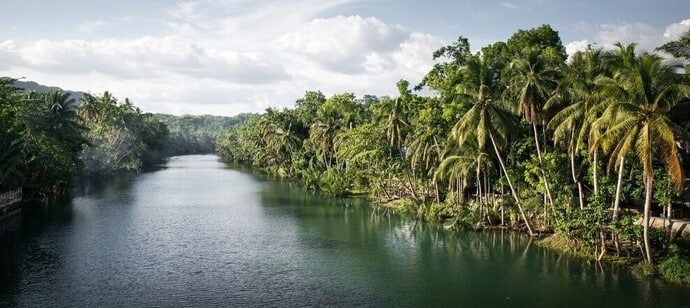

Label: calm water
[1,155,688,307]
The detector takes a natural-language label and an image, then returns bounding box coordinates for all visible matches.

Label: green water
[0,155,688,307]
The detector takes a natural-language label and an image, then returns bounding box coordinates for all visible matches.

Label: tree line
[216,25,690,274]
[0,80,244,202]
[155,113,256,155]
[0,81,168,199]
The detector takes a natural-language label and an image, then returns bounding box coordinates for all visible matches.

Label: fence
[0,187,22,204]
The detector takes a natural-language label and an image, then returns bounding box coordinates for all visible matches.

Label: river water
[0,155,688,307]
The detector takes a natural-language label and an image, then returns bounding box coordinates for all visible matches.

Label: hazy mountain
[11,79,85,103]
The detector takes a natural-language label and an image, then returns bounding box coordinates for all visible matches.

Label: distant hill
[155,113,257,155]
[11,79,85,103]
[7,78,256,154]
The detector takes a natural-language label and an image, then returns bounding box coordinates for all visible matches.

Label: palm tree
[594,47,690,263]
[436,143,477,206]
[507,46,559,205]
[309,117,339,169]
[41,91,87,157]
[78,93,100,125]
[451,54,535,235]
[386,80,412,154]
[547,47,613,208]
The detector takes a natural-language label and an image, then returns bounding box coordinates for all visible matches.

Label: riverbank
[374,195,690,286]
[4,155,690,307]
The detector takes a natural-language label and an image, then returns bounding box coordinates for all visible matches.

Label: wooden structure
[0,187,22,218]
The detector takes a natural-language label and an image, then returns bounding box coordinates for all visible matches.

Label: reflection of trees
[256,179,687,306]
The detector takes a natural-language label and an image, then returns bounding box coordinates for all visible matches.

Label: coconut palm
[386,80,412,152]
[451,54,535,235]
[41,91,88,159]
[309,117,339,169]
[547,47,614,208]
[593,47,690,263]
[506,46,559,205]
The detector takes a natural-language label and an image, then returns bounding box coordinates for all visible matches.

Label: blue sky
[1,0,689,115]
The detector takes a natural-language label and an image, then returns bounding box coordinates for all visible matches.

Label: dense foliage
[155,113,255,155]
[78,92,170,176]
[0,81,170,199]
[1,79,249,199]
[217,25,690,267]
[1,80,87,199]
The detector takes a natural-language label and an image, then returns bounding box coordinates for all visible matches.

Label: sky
[1,0,689,116]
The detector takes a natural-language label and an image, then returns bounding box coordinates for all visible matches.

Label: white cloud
[0,2,439,116]
[577,19,689,55]
[166,0,361,48]
[597,22,662,52]
[275,15,409,74]
[0,40,23,70]
[1,12,444,116]
[362,52,393,74]
[564,39,590,58]
[663,19,690,40]
[392,33,443,75]
[500,2,517,10]
[13,37,288,83]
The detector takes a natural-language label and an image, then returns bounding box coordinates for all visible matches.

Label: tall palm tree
[309,117,339,169]
[386,80,412,154]
[41,91,87,157]
[507,46,559,205]
[547,47,613,208]
[452,54,535,235]
[436,143,480,205]
[594,48,690,263]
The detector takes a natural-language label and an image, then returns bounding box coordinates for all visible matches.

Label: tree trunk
[569,128,584,209]
[459,176,465,204]
[613,156,625,220]
[643,174,653,264]
[456,176,461,206]
[593,151,599,196]
[476,165,482,205]
[485,170,490,222]
[435,179,440,204]
[666,202,673,245]
[490,132,535,236]
[501,168,505,226]
[597,224,607,261]
[532,123,554,205]
[404,164,419,201]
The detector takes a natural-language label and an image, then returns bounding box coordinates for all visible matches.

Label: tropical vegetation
[0,82,169,199]
[216,25,690,276]
[0,80,243,201]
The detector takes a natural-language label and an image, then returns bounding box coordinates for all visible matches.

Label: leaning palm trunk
[572,151,585,209]
[569,128,584,209]
[613,156,625,220]
[611,156,626,255]
[532,123,554,205]
[490,132,535,236]
[643,174,653,263]
[476,166,482,204]
[593,151,599,196]
[666,202,673,246]
[404,167,419,201]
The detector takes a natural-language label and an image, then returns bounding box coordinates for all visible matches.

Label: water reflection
[1,155,688,307]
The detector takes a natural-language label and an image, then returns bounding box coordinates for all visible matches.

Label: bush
[318,168,350,196]
[659,242,690,284]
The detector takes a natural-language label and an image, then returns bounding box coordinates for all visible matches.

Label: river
[0,155,688,307]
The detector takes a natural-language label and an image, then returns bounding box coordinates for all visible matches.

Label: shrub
[659,242,690,284]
